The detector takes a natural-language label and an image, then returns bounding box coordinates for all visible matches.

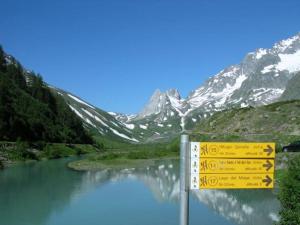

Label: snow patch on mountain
[214,73,247,107]
[69,105,84,119]
[69,105,96,128]
[109,127,139,142]
[124,124,135,129]
[262,50,300,74]
[187,66,247,110]
[81,108,109,127]
[139,124,148,129]
[277,50,300,73]
[67,94,95,109]
[255,48,267,59]
[261,65,276,74]
[111,121,120,128]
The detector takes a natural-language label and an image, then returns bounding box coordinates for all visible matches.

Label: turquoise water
[0,158,280,225]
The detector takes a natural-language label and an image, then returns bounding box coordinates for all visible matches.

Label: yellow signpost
[191,142,275,158]
[198,174,274,189]
[198,158,274,174]
[181,136,276,225]
[190,141,276,190]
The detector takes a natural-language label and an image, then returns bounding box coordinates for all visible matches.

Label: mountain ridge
[110,33,300,140]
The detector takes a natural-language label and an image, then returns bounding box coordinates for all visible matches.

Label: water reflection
[82,159,280,225]
[82,159,180,203]
[0,158,85,225]
[0,157,280,225]
[192,189,280,225]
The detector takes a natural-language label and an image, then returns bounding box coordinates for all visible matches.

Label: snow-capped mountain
[136,89,188,119]
[115,33,300,137]
[188,34,300,112]
[115,90,182,142]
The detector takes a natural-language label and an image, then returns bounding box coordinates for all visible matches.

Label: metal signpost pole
[180,134,189,225]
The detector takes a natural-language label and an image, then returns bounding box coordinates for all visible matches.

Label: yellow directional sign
[197,158,274,174]
[189,142,276,190]
[191,142,275,158]
[196,174,274,189]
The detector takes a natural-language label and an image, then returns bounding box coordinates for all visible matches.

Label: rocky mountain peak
[150,89,163,100]
[166,89,181,100]
[136,88,186,122]
[137,89,168,119]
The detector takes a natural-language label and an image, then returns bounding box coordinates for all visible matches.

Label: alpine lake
[0,156,280,225]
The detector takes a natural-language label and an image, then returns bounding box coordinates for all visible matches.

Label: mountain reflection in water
[0,157,280,225]
[82,159,280,225]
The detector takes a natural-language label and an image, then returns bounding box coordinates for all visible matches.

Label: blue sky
[1,0,300,114]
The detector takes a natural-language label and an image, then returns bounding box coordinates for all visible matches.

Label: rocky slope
[280,72,300,101]
[191,100,300,150]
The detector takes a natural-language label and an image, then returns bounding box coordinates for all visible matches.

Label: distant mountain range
[2,33,300,144]
[108,33,300,142]
[53,33,300,143]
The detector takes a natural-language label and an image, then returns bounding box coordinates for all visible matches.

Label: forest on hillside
[0,46,93,144]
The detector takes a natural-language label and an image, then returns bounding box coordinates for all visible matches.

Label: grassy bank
[275,169,286,185]
[68,146,179,171]
[0,141,99,168]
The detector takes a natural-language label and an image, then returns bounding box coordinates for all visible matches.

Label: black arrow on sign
[264,145,274,156]
[263,160,273,171]
[262,175,272,187]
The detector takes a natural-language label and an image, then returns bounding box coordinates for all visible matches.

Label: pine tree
[0,45,6,72]
[6,63,27,89]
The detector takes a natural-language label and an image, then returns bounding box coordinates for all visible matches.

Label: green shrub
[42,144,71,159]
[75,147,85,155]
[278,155,300,225]
[32,141,46,150]
[95,152,121,160]
[127,151,149,159]
[127,150,169,159]
[44,145,62,159]
[94,142,104,150]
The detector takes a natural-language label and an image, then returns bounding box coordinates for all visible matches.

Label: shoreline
[68,155,179,171]
[0,143,99,170]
